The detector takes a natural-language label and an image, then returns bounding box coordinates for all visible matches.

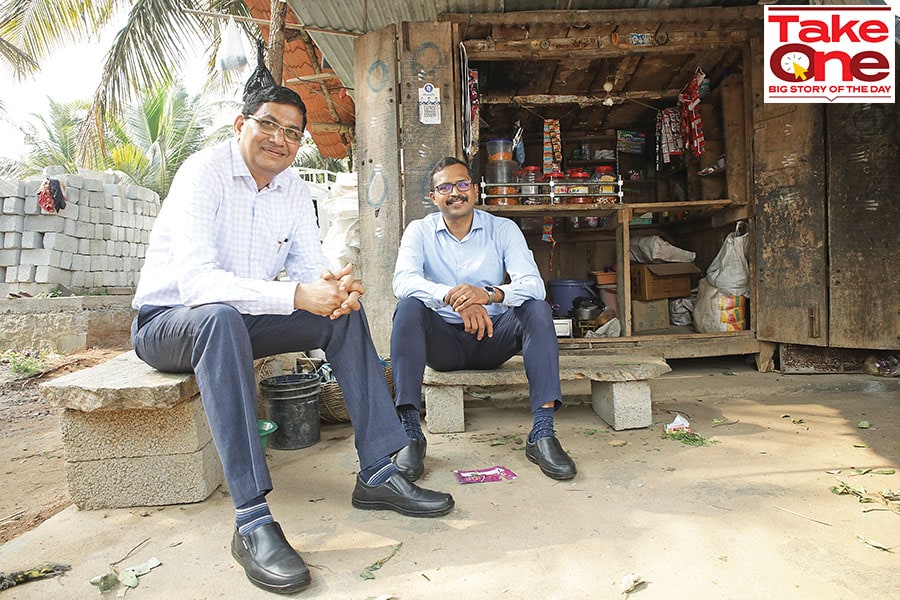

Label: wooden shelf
[479,198,734,218]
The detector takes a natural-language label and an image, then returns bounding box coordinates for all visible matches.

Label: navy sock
[398,404,425,441]
[236,495,274,536]
[360,456,398,486]
[529,406,556,442]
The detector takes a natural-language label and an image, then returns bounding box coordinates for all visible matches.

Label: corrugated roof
[285,1,762,93]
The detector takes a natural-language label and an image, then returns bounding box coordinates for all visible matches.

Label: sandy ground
[0,355,898,599]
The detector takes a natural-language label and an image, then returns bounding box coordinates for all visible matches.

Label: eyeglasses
[244,114,304,143]
[433,179,474,195]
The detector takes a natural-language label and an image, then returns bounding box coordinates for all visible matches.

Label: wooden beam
[267,0,287,85]
[481,90,680,106]
[284,73,340,83]
[183,8,361,37]
[440,6,763,27]
[462,30,751,61]
[307,122,354,133]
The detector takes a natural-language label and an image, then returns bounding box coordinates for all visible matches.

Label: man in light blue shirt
[391,157,577,482]
[131,86,453,595]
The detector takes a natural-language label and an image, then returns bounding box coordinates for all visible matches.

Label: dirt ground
[0,348,127,545]
[1,352,898,599]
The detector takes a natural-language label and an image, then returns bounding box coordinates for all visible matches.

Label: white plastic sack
[630,235,696,263]
[216,17,248,71]
[693,278,748,333]
[706,221,750,296]
[319,172,359,269]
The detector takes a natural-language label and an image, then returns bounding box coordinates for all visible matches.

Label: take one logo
[764,5,895,103]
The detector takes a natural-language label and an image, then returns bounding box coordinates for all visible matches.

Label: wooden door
[826,102,900,349]
[750,38,829,346]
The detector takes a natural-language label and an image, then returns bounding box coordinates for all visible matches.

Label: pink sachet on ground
[454,466,517,484]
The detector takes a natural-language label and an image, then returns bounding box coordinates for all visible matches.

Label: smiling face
[234,101,305,189]
[430,162,479,225]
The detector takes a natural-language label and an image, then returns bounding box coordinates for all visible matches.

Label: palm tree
[1,1,255,160]
[14,79,219,197]
[105,79,217,196]
[19,98,86,174]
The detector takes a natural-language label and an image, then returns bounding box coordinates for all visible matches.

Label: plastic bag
[864,352,900,377]
[244,39,277,100]
[216,17,248,71]
[629,235,696,263]
[693,278,747,333]
[669,296,694,326]
[706,221,750,296]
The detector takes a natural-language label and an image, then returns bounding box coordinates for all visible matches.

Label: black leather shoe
[231,522,311,594]
[352,472,454,517]
[392,438,427,481]
[526,436,577,480]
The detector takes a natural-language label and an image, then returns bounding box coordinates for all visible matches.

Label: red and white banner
[764,5,895,103]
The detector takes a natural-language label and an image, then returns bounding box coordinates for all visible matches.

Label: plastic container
[568,171,591,229]
[598,284,618,317]
[486,138,513,161]
[547,169,567,205]
[592,165,617,199]
[548,279,597,318]
[520,165,545,204]
[485,159,519,205]
[257,419,278,450]
[260,373,321,450]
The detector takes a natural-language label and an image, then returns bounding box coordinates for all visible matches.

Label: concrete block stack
[0,168,159,296]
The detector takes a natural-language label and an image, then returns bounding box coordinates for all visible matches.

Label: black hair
[242,86,308,132]
[429,156,472,186]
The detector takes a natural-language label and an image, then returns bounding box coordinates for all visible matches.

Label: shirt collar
[434,208,486,234]
[228,139,289,191]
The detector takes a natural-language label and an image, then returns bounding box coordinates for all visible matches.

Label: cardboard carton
[630,262,700,300]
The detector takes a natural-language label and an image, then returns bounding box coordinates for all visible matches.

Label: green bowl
[257,419,278,449]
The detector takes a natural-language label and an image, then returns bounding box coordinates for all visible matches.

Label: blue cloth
[392,210,545,324]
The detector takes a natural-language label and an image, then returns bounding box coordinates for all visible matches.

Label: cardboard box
[630,262,700,300]
[632,299,670,333]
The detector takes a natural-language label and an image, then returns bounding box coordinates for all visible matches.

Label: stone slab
[423,354,670,386]
[64,440,223,509]
[422,355,669,433]
[41,350,198,411]
[59,396,212,461]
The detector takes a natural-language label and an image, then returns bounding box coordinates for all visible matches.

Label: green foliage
[663,430,718,447]
[1,349,45,377]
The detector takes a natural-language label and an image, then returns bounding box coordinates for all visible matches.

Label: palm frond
[0,0,116,72]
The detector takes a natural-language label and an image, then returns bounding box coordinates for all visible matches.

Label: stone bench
[422,355,671,433]
[39,350,292,510]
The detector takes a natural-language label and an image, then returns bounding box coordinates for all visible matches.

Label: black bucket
[259,373,321,450]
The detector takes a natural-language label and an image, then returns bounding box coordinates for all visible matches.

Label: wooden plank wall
[826,102,900,350]
[354,24,402,355]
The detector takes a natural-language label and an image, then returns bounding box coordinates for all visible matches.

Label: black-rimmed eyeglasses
[433,179,473,195]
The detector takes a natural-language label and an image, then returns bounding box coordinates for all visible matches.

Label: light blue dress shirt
[393,209,545,324]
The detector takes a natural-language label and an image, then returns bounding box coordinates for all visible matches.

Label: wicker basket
[319,361,394,423]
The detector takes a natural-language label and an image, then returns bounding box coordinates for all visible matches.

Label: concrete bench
[39,350,292,510]
[422,355,671,433]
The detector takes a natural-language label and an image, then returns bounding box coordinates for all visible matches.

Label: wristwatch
[484,286,497,305]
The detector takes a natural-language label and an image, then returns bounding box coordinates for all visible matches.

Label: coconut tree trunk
[267,0,286,85]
